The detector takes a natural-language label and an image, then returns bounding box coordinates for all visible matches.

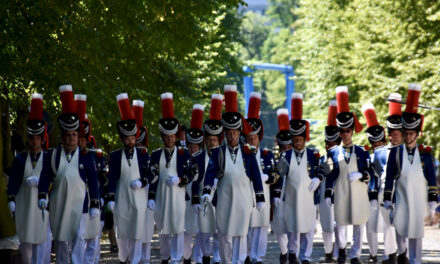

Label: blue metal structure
[242,63,295,116]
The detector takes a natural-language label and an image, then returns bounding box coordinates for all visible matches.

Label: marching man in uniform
[38,85,100,264]
[317,100,341,263]
[8,93,51,264]
[324,86,372,264]
[361,102,398,264]
[132,99,155,264]
[271,108,293,264]
[203,85,265,264]
[245,92,279,264]
[276,93,321,264]
[74,94,107,264]
[107,93,149,264]
[183,104,205,264]
[147,92,194,264]
[191,94,224,264]
[384,84,438,264]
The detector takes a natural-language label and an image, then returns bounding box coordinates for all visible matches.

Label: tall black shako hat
[58,85,80,132]
[116,93,138,138]
[159,92,179,135]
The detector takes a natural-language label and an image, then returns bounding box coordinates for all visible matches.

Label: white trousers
[84,220,104,264]
[396,232,422,264]
[218,233,247,264]
[287,229,314,262]
[247,226,268,262]
[276,233,288,255]
[56,213,87,264]
[366,218,397,260]
[141,242,151,264]
[192,233,203,263]
[20,222,52,264]
[117,238,142,263]
[336,224,364,259]
[159,232,184,263]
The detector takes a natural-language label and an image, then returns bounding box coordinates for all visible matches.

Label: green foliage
[0,0,244,154]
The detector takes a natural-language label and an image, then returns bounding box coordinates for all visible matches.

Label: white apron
[197,152,216,233]
[154,149,186,235]
[334,146,370,226]
[285,150,316,233]
[216,147,253,236]
[83,193,101,239]
[50,148,86,241]
[249,149,271,228]
[143,185,155,243]
[15,152,49,244]
[319,155,334,233]
[184,181,199,234]
[114,150,147,239]
[393,147,427,238]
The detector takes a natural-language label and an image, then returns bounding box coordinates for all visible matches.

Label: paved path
[99,225,440,263]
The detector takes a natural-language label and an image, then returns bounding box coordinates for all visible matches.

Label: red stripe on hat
[29,93,43,120]
[224,90,238,113]
[190,105,205,130]
[291,94,303,120]
[75,95,87,121]
[362,103,379,128]
[388,93,402,116]
[247,92,261,119]
[327,100,337,126]
[405,84,421,113]
[133,101,144,129]
[210,94,223,120]
[117,94,134,120]
[336,86,350,113]
[60,86,75,114]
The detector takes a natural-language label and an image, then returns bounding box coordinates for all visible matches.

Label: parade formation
[5,83,439,264]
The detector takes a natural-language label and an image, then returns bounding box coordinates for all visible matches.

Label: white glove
[8,201,15,215]
[370,199,378,210]
[147,199,155,211]
[325,197,332,207]
[202,194,210,203]
[192,204,202,214]
[107,201,115,212]
[256,202,265,211]
[130,180,142,190]
[212,178,218,192]
[383,200,393,210]
[25,176,39,187]
[166,176,179,186]
[308,177,320,192]
[273,197,281,208]
[100,198,104,208]
[89,208,100,219]
[38,198,47,209]
[348,172,363,182]
[428,201,438,212]
[261,174,269,182]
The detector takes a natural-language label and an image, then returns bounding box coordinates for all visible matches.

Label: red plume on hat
[161,92,175,118]
[74,94,87,121]
[29,93,43,121]
[277,108,290,131]
[224,85,238,113]
[388,93,402,116]
[405,84,421,114]
[59,84,75,114]
[133,100,145,130]
[291,93,303,120]
[116,93,135,121]
[327,100,337,126]
[191,104,205,130]
[361,103,379,128]
[210,94,223,121]
[336,86,363,133]
[247,92,261,119]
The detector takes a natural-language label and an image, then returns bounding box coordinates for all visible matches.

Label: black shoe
[161,258,170,264]
[280,253,288,264]
[368,255,378,263]
[322,253,336,263]
[184,258,192,264]
[397,250,409,264]
[202,256,211,264]
[255,262,263,264]
[245,256,253,264]
[302,261,310,264]
[110,245,118,253]
[289,253,299,264]
[213,262,220,264]
[350,258,361,264]
[337,248,346,264]
[382,253,397,264]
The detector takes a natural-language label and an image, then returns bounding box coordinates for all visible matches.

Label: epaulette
[262,148,270,156]
[192,150,203,158]
[312,149,320,159]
